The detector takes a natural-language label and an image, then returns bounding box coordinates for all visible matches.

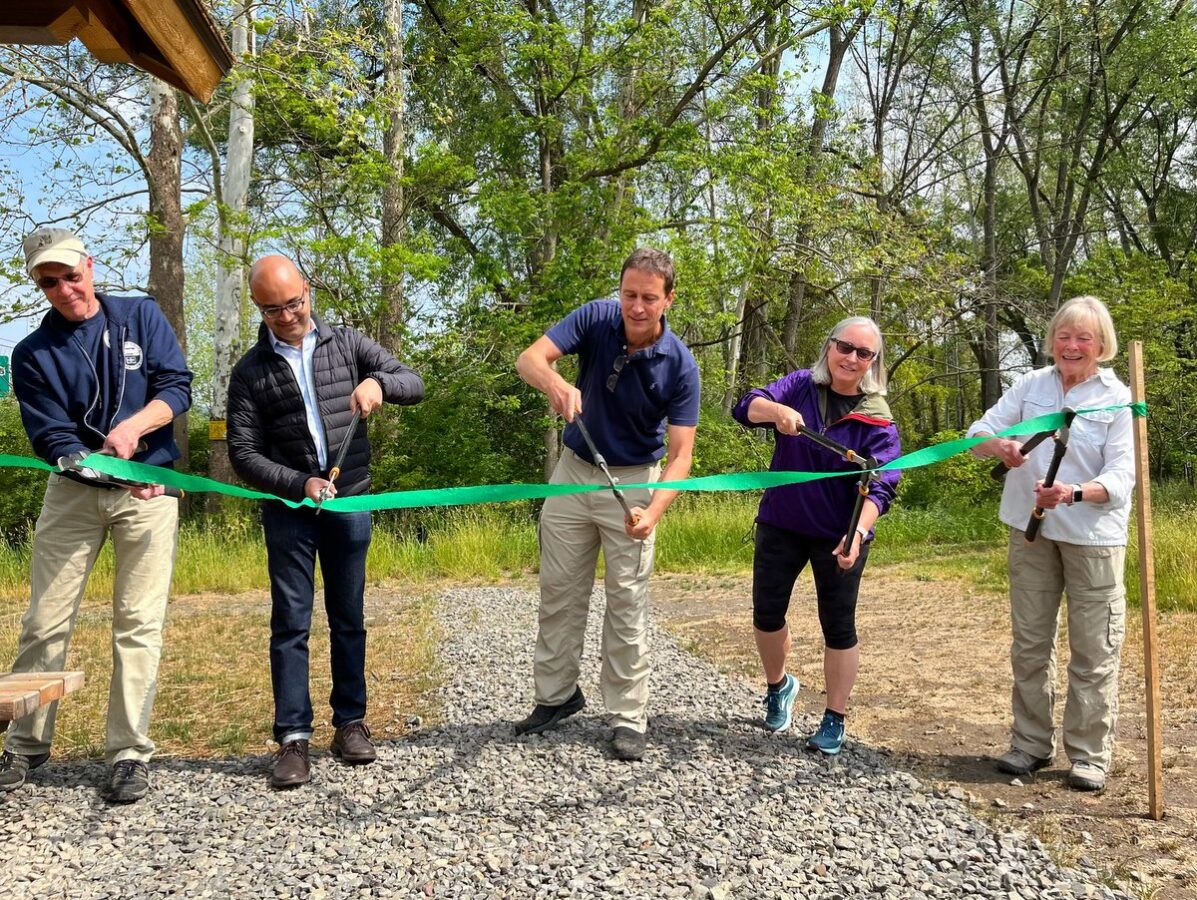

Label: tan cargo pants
[1006,528,1127,770]
[5,474,178,764]
[534,449,660,733]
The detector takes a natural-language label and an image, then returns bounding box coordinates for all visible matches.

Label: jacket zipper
[111,322,128,431]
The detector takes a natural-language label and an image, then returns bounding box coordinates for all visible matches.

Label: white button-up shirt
[967,365,1135,546]
[269,324,329,469]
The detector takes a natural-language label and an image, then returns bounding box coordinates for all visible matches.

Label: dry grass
[0,583,440,759]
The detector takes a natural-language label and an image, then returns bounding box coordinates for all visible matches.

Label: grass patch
[0,588,441,760]
[655,495,756,574]
[0,489,1192,609]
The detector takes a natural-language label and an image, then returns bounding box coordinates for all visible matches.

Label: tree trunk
[722,276,752,414]
[147,79,188,472]
[782,16,862,355]
[379,0,406,352]
[968,13,1002,410]
[210,4,256,502]
[608,0,650,224]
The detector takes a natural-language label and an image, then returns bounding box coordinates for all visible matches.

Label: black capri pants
[752,521,870,650]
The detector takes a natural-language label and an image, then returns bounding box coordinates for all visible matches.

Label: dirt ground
[652,568,1197,900]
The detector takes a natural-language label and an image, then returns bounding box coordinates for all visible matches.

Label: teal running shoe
[806,710,846,755]
[762,673,798,732]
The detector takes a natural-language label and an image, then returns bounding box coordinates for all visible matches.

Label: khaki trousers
[1007,528,1126,770]
[5,475,178,764]
[535,449,659,733]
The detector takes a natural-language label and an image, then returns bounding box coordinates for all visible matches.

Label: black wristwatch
[1072,485,1084,504]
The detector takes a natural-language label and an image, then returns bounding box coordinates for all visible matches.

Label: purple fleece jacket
[732,369,901,541]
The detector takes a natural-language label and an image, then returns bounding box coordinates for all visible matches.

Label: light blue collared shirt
[269,323,328,469]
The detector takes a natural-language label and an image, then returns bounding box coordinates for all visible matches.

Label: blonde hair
[811,316,887,395]
[1047,295,1118,363]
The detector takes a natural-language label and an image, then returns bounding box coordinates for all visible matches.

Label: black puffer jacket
[227,314,424,502]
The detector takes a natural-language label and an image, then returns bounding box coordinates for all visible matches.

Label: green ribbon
[5,403,1144,512]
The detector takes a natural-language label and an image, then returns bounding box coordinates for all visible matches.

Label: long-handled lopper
[795,425,877,557]
[1023,407,1076,542]
[573,416,641,526]
[316,410,361,514]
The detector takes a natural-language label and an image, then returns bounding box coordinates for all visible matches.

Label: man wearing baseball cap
[0,227,191,803]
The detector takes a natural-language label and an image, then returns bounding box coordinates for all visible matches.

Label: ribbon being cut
[2,403,1144,514]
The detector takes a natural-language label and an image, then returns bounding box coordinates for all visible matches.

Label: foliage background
[1,0,1195,537]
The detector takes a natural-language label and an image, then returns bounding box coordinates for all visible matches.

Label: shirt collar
[611,310,673,358]
[268,321,316,353]
[1051,364,1117,389]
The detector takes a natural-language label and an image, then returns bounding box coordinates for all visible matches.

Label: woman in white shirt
[968,296,1135,792]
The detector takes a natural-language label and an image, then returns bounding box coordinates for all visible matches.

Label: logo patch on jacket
[123,341,143,370]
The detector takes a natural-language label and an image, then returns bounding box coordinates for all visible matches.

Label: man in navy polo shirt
[514,247,699,761]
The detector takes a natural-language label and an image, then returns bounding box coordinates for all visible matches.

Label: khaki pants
[5,475,178,764]
[535,449,659,733]
[1007,528,1126,770]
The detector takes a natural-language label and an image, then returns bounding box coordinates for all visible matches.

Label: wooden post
[1129,340,1164,820]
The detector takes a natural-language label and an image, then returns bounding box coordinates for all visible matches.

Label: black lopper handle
[841,458,878,556]
[990,430,1053,481]
[1023,410,1076,542]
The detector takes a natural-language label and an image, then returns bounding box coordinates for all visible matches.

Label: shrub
[896,429,1003,509]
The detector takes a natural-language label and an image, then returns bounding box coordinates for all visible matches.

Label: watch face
[1073,488,1084,503]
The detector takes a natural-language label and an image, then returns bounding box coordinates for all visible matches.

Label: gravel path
[0,585,1129,899]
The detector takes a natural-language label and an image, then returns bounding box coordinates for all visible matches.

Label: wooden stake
[1129,340,1164,820]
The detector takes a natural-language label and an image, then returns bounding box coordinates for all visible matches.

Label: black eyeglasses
[606,354,629,392]
[36,270,85,291]
[830,339,877,362]
[256,294,306,320]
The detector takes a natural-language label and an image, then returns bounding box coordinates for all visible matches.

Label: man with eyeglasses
[226,255,424,790]
[514,247,699,761]
[0,227,192,803]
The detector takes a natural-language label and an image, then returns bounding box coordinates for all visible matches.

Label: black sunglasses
[831,339,877,362]
[606,354,629,392]
[36,271,85,291]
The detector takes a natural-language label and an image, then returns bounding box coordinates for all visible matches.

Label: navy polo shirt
[545,299,700,466]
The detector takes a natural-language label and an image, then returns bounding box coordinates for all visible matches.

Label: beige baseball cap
[23,227,88,276]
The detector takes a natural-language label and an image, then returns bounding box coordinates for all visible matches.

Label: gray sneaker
[1067,759,1106,792]
[994,747,1051,776]
[108,759,150,803]
[0,750,51,792]
[610,727,646,761]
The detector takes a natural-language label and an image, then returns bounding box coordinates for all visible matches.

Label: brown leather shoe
[331,721,376,765]
[271,739,310,789]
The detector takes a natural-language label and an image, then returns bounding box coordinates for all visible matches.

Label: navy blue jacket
[12,293,192,467]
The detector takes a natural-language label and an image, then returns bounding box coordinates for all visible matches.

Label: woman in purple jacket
[733,316,901,755]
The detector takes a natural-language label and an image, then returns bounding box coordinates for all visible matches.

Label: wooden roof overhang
[0,0,234,102]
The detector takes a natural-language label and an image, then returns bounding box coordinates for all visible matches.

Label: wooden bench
[0,672,85,733]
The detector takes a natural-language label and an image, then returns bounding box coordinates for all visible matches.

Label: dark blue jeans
[262,502,372,741]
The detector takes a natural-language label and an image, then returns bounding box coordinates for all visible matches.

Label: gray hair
[811,316,887,395]
[1047,295,1118,363]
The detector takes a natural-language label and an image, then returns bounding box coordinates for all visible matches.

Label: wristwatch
[1071,484,1084,505]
